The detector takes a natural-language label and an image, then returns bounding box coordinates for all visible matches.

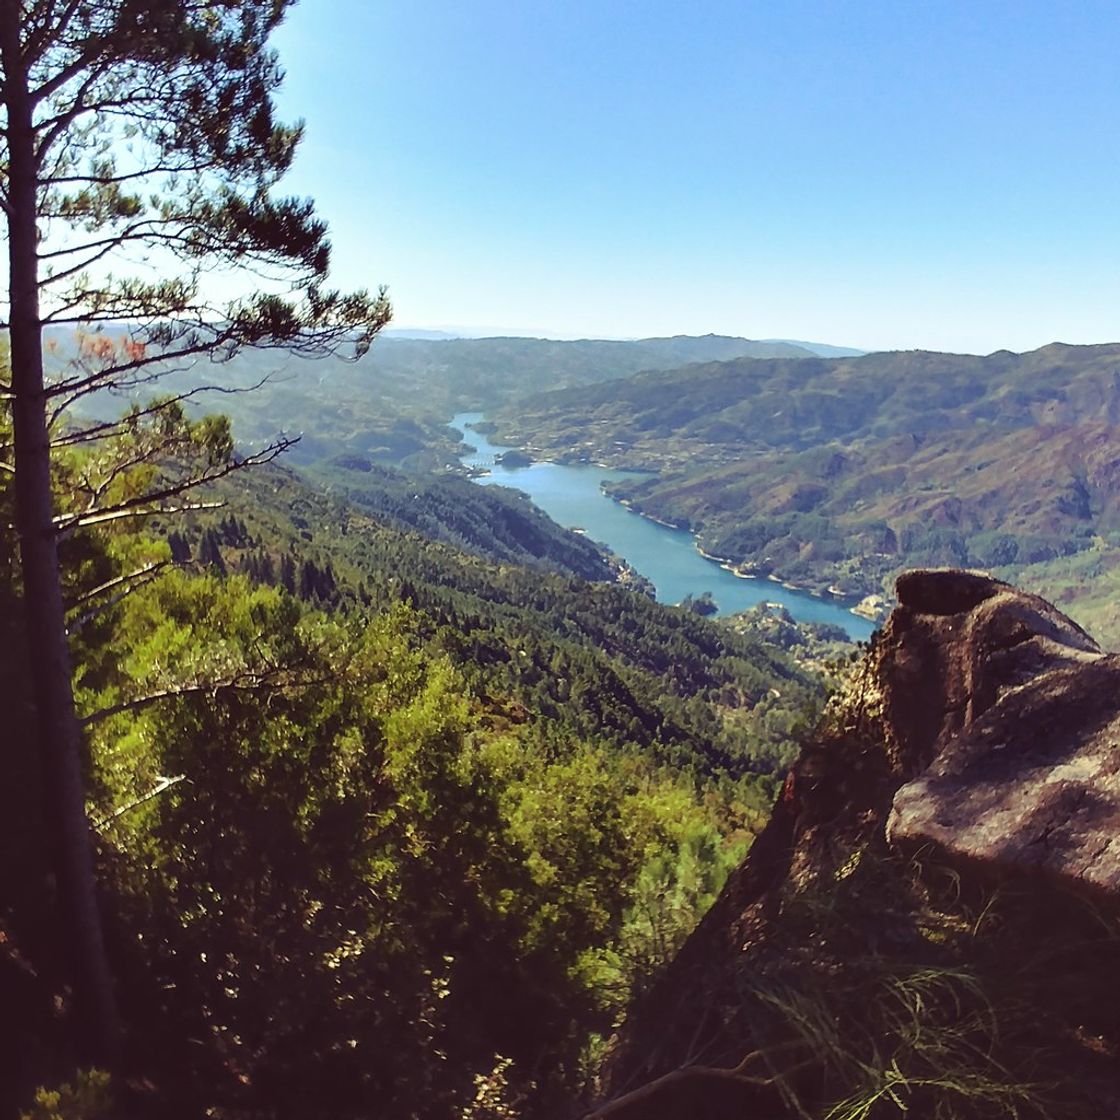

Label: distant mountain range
[487,342,1120,644]
[384,328,868,357]
[56,320,1120,642]
[62,330,861,469]
[761,339,868,358]
[381,328,462,340]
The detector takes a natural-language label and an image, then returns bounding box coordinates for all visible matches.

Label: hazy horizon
[382,326,1120,358]
[270,1,1120,356]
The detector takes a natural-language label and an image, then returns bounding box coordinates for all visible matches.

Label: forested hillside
[488,343,1120,641]
[2,399,826,1118]
[58,330,817,472]
[165,460,823,783]
[356,333,816,409]
[303,455,627,582]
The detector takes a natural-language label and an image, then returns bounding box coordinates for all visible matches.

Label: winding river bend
[450,413,876,642]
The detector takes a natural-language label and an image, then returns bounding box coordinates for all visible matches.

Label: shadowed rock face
[588,569,1120,1120]
[885,569,1120,897]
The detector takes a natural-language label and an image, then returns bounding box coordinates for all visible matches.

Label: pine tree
[167,530,191,564]
[298,557,319,601]
[259,551,276,586]
[0,1,390,1062]
[197,528,226,574]
[280,552,297,595]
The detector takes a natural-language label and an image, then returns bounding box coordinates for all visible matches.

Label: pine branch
[53,436,295,535]
[46,159,216,187]
[37,221,199,290]
[23,0,85,71]
[34,63,111,166]
[51,376,272,447]
[45,334,226,402]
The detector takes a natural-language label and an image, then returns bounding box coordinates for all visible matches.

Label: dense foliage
[1,400,824,1117]
[172,463,822,784]
[303,456,623,581]
[2,0,394,1069]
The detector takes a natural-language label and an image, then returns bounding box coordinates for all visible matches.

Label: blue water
[450,413,876,641]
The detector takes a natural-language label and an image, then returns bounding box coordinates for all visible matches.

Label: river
[449,413,876,641]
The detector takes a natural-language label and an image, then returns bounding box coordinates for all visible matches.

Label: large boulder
[587,569,1120,1120]
[884,569,1120,898]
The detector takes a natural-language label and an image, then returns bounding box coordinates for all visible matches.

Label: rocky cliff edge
[586,570,1120,1119]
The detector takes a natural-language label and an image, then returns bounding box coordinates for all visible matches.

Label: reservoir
[450,413,876,641]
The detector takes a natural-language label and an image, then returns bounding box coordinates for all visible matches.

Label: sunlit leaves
[75,552,759,1115]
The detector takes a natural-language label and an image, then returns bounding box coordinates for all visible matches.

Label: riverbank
[449,411,879,641]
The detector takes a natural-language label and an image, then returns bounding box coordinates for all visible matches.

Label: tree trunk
[0,12,120,1064]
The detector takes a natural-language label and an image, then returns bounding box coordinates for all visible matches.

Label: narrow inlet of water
[450,413,876,642]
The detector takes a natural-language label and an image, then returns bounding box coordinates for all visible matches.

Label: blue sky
[271,1,1120,353]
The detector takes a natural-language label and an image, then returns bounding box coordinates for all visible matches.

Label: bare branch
[63,500,225,532]
[75,428,222,508]
[47,365,185,426]
[92,775,187,832]
[66,560,170,612]
[80,668,333,729]
[45,334,229,402]
[67,562,171,634]
[52,376,272,447]
[40,241,147,288]
[51,439,292,536]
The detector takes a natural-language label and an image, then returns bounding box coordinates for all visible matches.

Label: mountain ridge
[486,342,1120,639]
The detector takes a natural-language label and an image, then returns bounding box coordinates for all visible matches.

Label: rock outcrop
[587,570,1120,1120]
[885,569,1120,898]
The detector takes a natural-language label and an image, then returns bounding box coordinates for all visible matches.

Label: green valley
[64,331,826,474]
[2,395,826,1117]
[8,4,1120,1119]
[487,343,1120,643]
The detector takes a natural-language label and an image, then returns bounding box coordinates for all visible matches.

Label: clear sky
[270,1,1120,354]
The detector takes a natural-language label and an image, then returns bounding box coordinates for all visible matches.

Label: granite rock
[885,569,1120,897]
